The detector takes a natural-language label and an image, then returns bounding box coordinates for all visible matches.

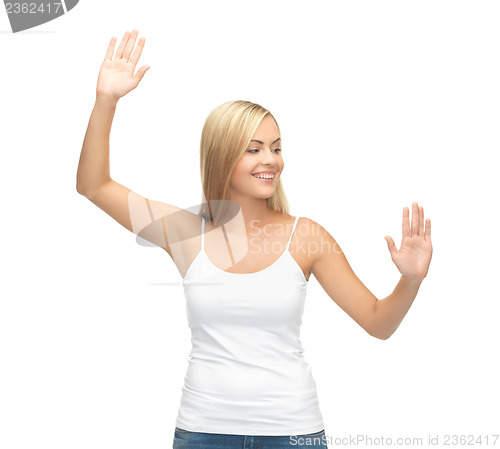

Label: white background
[1,1,499,448]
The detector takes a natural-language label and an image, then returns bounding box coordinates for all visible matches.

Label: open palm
[96,29,150,101]
[385,202,433,281]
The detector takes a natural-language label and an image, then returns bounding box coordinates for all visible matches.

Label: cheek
[231,160,252,182]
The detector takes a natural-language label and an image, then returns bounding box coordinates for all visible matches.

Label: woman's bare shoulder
[295,216,339,244]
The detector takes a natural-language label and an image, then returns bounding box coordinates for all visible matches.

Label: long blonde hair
[199,100,289,226]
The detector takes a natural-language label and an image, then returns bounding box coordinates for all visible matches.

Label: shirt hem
[174,420,325,436]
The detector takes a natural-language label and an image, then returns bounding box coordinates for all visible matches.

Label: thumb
[384,235,397,255]
[134,65,150,84]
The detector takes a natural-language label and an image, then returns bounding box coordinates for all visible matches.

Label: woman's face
[229,114,284,199]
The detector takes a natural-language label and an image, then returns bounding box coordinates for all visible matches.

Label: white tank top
[175,215,325,436]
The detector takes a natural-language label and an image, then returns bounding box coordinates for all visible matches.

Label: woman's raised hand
[96,29,150,102]
[384,202,433,282]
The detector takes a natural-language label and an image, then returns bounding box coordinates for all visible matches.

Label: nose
[261,148,278,165]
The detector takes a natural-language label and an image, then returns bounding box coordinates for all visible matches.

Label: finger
[133,65,150,84]
[105,36,116,60]
[425,218,431,241]
[123,29,139,62]
[411,202,418,236]
[402,206,410,238]
[130,36,146,69]
[115,30,131,60]
[385,235,397,255]
[418,206,424,236]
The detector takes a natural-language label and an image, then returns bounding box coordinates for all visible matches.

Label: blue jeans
[172,427,328,448]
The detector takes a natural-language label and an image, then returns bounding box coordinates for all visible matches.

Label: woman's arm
[307,219,379,338]
[309,203,432,340]
[372,276,423,340]
[76,29,149,197]
[76,30,182,255]
[76,95,117,197]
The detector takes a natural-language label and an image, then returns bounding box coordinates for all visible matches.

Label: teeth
[253,174,274,179]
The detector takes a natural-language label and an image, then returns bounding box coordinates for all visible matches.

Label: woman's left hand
[384,202,433,282]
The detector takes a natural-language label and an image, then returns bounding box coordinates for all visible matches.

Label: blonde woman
[76,30,433,449]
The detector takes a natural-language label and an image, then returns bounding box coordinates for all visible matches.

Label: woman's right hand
[96,29,150,102]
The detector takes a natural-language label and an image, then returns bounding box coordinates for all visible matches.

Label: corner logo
[4,0,79,33]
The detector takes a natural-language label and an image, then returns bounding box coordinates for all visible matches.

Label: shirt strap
[286,216,300,251]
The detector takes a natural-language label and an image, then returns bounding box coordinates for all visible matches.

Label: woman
[76,30,433,449]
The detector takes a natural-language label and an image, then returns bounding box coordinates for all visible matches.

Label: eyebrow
[250,137,281,145]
